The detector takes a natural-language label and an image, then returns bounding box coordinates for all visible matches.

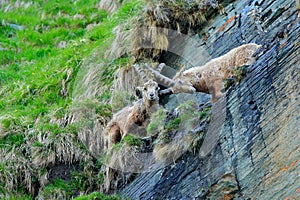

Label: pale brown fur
[103,80,159,193]
[104,80,160,149]
[154,43,261,102]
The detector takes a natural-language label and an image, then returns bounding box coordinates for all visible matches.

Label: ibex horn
[159,88,173,96]
[133,64,148,82]
[156,63,166,73]
[144,63,175,87]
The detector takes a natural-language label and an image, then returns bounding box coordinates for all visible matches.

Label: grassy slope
[0,0,142,198]
[0,0,141,133]
[0,0,215,198]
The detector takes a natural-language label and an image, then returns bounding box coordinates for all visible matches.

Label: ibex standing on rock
[144,43,261,102]
[103,65,160,193]
[104,65,160,150]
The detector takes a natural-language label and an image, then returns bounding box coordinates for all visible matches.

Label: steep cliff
[1,0,299,199]
[120,0,300,199]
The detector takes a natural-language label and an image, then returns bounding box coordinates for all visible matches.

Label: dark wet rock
[120,0,300,199]
[48,163,81,182]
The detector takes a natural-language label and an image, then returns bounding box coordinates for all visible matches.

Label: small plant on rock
[164,117,181,131]
[147,109,167,135]
[123,134,143,147]
[234,65,248,83]
[224,65,248,90]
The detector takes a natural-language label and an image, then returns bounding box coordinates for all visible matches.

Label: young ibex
[104,65,160,150]
[144,43,261,102]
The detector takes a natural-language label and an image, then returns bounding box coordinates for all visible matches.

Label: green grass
[165,117,181,131]
[146,109,167,135]
[123,134,143,147]
[0,0,143,138]
[112,142,123,151]
[0,133,24,149]
[74,192,120,200]
[39,170,104,199]
[0,0,143,198]
[0,0,142,116]
[234,65,248,82]
[199,107,211,119]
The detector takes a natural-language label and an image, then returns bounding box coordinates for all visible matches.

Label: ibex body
[104,79,160,149]
[146,43,261,102]
[103,77,159,193]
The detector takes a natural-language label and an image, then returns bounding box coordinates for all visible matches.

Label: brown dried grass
[108,0,220,60]
[0,147,35,195]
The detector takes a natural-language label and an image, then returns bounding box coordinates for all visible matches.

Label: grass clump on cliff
[147,109,167,135]
[224,65,248,89]
[122,0,221,59]
[152,101,210,162]
[123,134,143,147]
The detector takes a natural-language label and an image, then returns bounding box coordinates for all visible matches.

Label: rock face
[120,0,300,199]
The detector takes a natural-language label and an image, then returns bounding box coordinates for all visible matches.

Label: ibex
[103,65,160,193]
[104,65,160,150]
[144,43,261,102]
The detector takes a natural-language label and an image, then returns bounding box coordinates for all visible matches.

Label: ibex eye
[144,88,147,91]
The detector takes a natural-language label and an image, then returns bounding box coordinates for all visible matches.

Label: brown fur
[159,43,261,102]
[103,80,159,193]
[104,80,160,149]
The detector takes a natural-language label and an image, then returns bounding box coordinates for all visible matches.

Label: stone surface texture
[120,0,300,199]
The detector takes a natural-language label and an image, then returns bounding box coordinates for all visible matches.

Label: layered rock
[120,0,300,199]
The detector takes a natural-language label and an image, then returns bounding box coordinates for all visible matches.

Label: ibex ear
[135,87,143,98]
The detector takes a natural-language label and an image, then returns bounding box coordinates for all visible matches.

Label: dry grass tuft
[2,1,34,12]
[0,147,35,195]
[107,25,131,59]
[105,144,144,173]
[153,33,169,52]
[108,0,221,60]
[144,0,212,30]
[62,51,118,156]
[36,187,66,200]
[30,132,92,168]
[154,134,194,163]
[103,142,154,191]
[74,63,107,101]
[97,0,120,14]
[147,109,167,136]
[49,102,109,157]
[110,66,141,112]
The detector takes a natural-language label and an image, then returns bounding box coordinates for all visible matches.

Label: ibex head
[134,64,160,101]
[171,71,197,94]
[141,80,160,101]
